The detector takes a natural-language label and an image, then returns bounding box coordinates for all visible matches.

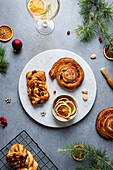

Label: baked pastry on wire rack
[26,70,50,105]
[49,57,84,90]
[96,107,113,139]
[6,143,38,170]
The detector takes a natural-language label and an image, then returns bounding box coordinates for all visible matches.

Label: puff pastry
[96,107,113,139]
[6,143,38,170]
[49,58,84,90]
[26,70,50,104]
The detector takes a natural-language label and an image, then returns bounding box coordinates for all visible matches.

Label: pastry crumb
[83,94,88,101]
[90,54,96,59]
[82,89,88,94]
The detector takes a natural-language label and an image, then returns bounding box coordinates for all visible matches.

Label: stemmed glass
[26,0,60,35]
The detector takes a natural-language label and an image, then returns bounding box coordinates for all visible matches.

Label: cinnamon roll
[49,58,84,90]
[96,107,113,139]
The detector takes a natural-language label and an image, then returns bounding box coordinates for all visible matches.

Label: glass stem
[43,22,48,28]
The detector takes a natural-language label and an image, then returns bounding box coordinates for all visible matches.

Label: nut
[82,89,88,94]
[90,54,96,59]
[83,94,88,101]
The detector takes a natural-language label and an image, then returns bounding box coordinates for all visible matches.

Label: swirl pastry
[49,58,84,90]
[96,108,113,139]
[6,143,38,170]
[26,70,50,104]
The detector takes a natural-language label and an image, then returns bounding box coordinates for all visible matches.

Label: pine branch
[0,45,5,57]
[0,45,9,73]
[57,143,113,169]
[75,0,113,48]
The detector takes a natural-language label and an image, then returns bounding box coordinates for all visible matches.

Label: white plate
[18,49,96,128]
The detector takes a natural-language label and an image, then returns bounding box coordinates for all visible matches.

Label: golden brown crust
[96,107,113,139]
[6,144,38,170]
[49,58,84,90]
[26,70,50,105]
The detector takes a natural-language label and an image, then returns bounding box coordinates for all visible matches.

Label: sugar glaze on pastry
[49,57,84,90]
[26,70,50,104]
[6,143,38,170]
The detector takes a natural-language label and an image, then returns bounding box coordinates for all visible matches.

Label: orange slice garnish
[54,101,65,110]
[0,25,14,42]
[28,0,46,15]
[66,100,76,116]
[56,97,69,104]
[55,103,71,119]
[72,144,86,161]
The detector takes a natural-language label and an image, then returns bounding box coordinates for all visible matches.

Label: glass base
[36,20,54,35]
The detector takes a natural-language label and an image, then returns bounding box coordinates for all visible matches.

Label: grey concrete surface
[0,0,113,169]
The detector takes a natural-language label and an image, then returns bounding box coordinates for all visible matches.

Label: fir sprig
[57,142,113,169]
[75,0,113,47]
[0,45,9,73]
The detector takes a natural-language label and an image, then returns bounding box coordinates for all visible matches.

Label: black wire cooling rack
[0,130,58,170]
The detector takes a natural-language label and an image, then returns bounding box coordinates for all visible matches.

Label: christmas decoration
[0,45,9,73]
[75,0,113,59]
[5,98,11,103]
[0,117,7,128]
[67,31,70,35]
[99,38,102,43]
[40,112,46,117]
[12,39,22,52]
[58,142,113,169]
[0,24,14,42]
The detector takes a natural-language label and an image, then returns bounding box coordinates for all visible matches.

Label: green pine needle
[75,0,113,48]
[58,142,113,169]
[0,45,9,73]
[0,45,5,57]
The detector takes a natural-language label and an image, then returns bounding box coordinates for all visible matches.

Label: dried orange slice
[54,101,66,110]
[28,0,46,15]
[55,103,71,119]
[72,144,86,161]
[66,100,76,116]
[0,24,14,42]
[56,97,69,104]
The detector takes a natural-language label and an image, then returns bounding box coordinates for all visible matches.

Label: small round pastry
[96,107,113,139]
[49,57,84,90]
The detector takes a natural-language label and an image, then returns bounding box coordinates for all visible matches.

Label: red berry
[53,90,56,94]
[3,118,6,121]
[2,124,6,127]
[0,117,4,120]
[3,120,7,125]
[67,31,70,35]
[99,37,101,40]
[91,16,94,20]
[99,38,102,43]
